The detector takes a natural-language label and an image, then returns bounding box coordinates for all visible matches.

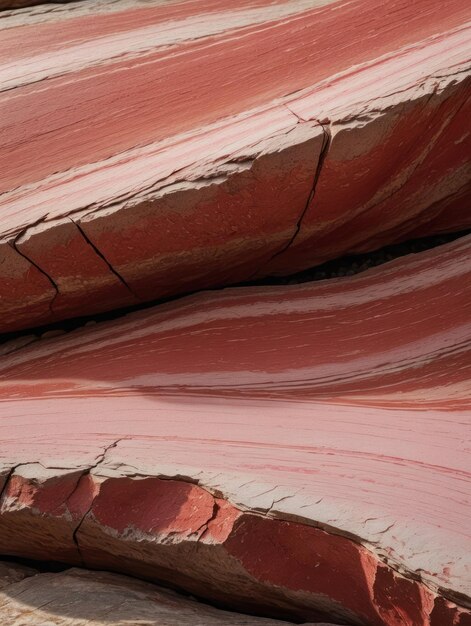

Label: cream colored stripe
[0,0,337,91]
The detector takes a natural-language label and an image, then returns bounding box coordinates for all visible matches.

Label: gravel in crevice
[0,229,468,348]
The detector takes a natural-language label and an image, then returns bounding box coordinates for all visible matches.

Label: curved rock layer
[0,0,470,332]
[0,236,470,625]
[0,562,334,625]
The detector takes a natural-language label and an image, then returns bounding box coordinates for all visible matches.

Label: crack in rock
[70,219,139,300]
[10,237,59,315]
[254,121,332,275]
[63,439,125,563]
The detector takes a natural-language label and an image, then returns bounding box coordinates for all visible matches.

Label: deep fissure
[0,228,468,350]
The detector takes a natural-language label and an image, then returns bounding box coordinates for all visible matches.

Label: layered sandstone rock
[0,0,469,332]
[1,1,470,623]
[0,236,470,625]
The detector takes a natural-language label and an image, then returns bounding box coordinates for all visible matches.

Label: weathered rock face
[1,473,470,626]
[0,0,470,332]
[0,236,470,625]
[1,0,470,623]
[0,562,336,625]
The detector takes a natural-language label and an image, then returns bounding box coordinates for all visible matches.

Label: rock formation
[1,235,470,625]
[0,562,337,624]
[0,0,469,331]
[0,0,470,624]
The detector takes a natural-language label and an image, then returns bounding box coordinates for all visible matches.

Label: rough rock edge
[1,442,469,625]
[2,62,468,329]
[0,564,339,625]
[1,119,324,332]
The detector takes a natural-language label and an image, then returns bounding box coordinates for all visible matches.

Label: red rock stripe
[1,235,468,391]
[1,0,469,193]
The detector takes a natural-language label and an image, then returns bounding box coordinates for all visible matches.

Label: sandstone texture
[0,562,336,625]
[1,1,470,624]
[0,0,470,331]
[0,236,470,625]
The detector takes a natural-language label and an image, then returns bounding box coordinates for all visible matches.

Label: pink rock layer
[0,0,470,332]
[0,237,470,624]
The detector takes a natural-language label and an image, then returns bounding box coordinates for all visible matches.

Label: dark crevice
[70,439,123,562]
[69,478,92,566]
[0,554,69,573]
[0,555,312,624]
[254,121,332,274]
[10,237,59,315]
[70,218,140,300]
[240,228,471,286]
[0,228,469,349]
[0,1,81,12]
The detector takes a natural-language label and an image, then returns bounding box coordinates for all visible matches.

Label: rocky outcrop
[0,0,470,332]
[0,561,337,625]
[0,236,470,625]
[1,1,470,624]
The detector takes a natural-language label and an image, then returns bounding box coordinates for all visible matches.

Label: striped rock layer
[0,236,470,625]
[0,0,470,332]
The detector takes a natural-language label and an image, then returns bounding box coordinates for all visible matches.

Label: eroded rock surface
[0,563,336,625]
[1,1,470,623]
[0,237,470,625]
[0,0,469,331]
